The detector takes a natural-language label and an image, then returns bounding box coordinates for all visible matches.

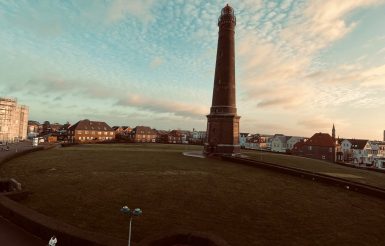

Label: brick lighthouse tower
[204,4,240,155]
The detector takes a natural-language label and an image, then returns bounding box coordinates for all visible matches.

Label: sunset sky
[1,0,384,140]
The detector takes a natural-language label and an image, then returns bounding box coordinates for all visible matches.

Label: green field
[1,144,385,245]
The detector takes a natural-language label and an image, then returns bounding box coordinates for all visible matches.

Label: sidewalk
[0,216,45,246]
[0,141,35,163]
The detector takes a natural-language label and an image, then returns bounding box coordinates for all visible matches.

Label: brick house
[292,140,306,156]
[129,126,157,143]
[165,130,190,144]
[113,126,132,140]
[156,130,170,143]
[112,126,123,134]
[292,133,338,162]
[68,119,115,143]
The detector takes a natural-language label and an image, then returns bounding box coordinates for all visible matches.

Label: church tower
[204,4,240,155]
[332,124,336,139]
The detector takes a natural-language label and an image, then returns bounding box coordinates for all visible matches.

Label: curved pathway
[182,151,205,158]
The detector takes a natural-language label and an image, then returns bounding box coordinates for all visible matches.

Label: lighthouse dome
[221,4,234,15]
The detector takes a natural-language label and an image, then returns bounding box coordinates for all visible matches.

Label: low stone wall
[138,230,230,246]
[0,195,127,246]
[0,178,29,201]
[335,161,385,174]
[224,156,385,200]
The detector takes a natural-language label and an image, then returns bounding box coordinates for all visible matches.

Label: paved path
[182,151,205,158]
[0,141,35,163]
[0,216,45,246]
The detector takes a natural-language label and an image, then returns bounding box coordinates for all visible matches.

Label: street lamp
[121,206,142,246]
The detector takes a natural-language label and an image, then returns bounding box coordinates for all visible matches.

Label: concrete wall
[0,196,127,246]
[224,156,385,200]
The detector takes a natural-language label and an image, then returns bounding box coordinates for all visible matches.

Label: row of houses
[240,128,385,169]
[339,139,385,166]
[33,119,207,145]
[239,133,307,152]
[29,119,385,169]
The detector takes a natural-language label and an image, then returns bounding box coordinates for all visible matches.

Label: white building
[340,139,353,162]
[239,133,250,149]
[190,130,206,144]
[244,134,272,150]
[271,134,290,153]
[350,139,372,165]
[286,137,305,151]
[374,158,385,169]
[0,97,29,142]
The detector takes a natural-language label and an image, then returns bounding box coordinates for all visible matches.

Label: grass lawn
[1,144,385,245]
[242,150,385,189]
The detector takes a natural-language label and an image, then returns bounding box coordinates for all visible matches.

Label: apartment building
[129,126,157,143]
[0,97,29,142]
[68,119,115,143]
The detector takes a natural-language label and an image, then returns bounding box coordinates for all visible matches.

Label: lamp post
[121,206,142,246]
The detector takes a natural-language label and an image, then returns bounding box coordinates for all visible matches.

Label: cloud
[115,95,207,118]
[304,63,385,88]
[149,56,164,69]
[20,75,207,119]
[106,0,156,24]
[234,0,385,112]
[236,34,313,109]
[281,0,385,55]
[257,97,301,108]
[297,116,332,130]
[360,64,385,86]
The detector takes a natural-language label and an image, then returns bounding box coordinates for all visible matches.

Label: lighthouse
[204,4,240,155]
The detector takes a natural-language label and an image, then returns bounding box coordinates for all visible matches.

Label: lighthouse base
[204,114,240,156]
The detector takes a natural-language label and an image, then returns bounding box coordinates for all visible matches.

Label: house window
[98,132,102,135]
[104,132,108,135]
[309,146,312,151]
[322,155,325,160]
[110,132,113,135]
[329,147,332,152]
[77,131,82,134]
[85,131,89,134]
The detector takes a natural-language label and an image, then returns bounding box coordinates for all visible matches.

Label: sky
[0,0,384,140]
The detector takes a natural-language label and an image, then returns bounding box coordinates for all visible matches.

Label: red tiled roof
[304,133,336,147]
[293,141,305,150]
[132,126,157,135]
[68,119,113,131]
